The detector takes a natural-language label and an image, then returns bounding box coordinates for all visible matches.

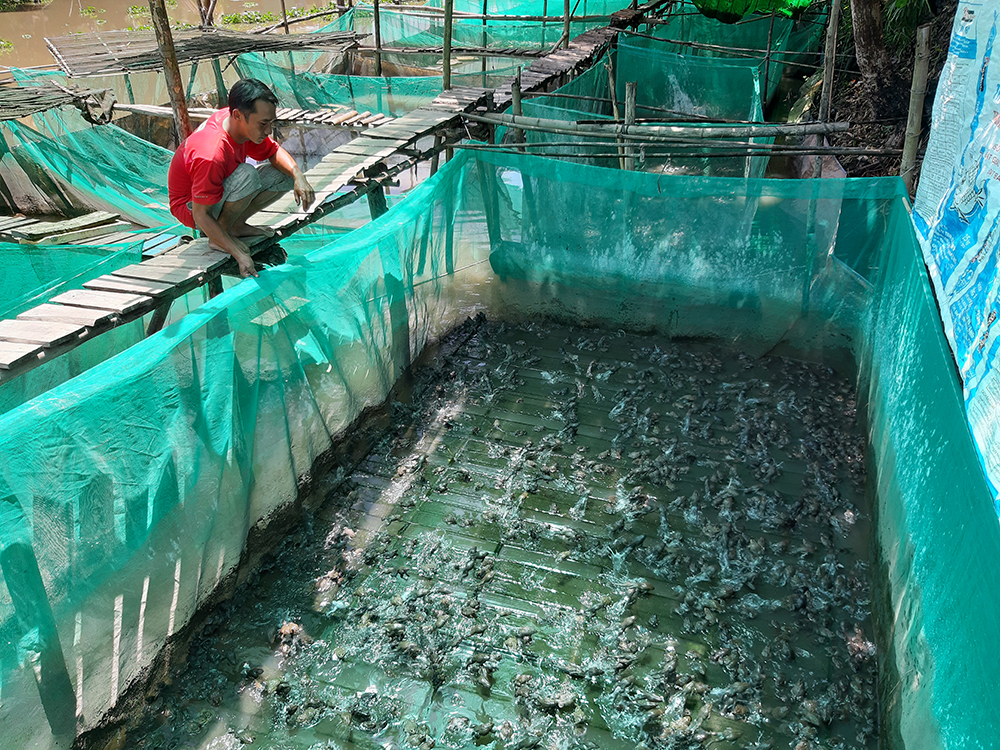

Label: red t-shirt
[167,108,280,228]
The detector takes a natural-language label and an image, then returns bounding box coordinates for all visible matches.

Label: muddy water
[0,0,312,70]
[126,318,877,750]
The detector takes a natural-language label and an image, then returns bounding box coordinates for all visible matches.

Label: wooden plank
[83,275,176,297]
[111,264,205,284]
[11,211,120,241]
[0,341,43,370]
[0,216,39,232]
[17,304,117,327]
[143,255,213,270]
[23,221,133,246]
[50,289,152,314]
[0,319,85,347]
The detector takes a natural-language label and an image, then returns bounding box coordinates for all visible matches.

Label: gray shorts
[190,162,294,219]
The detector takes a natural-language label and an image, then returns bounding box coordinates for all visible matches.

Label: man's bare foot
[230,222,275,239]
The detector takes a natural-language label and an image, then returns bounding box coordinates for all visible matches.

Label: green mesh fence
[514,47,768,176]
[0,238,148,417]
[0,151,994,750]
[236,51,522,115]
[0,109,178,229]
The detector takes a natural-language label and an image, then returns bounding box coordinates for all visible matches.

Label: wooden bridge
[0,6,650,382]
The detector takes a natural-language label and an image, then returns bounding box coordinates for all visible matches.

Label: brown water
[0,0,319,69]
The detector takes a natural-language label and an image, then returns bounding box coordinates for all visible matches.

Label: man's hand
[293,172,315,212]
[234,247,258,278]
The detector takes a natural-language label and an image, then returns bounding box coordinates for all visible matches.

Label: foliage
[220,1,338,25]
[0,39,12,54]
[882,0,932,56]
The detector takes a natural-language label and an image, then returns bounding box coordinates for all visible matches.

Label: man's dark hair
[228,78,279,117]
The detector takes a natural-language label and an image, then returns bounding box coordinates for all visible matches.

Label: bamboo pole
[901,24,930,194]
[813,0,841,178]
[762,12,775,105]
[624,81,636,170]
[443,0,454,90]
[605,60,625,169]
[453,141,905,157]
[482,0,488,86]
[279,0,290,33]
[512,69,524,151]
[563,0,571,49]
[465,112,851,140]
[374,0,383,75]
[148,0,192,142]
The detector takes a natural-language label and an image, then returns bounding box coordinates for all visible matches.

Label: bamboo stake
[605,60,624,169]
[482,0,488,86]
[901,24,930,194]
[762,11,775,104]
[443,0,454,90]
[512,69,524,151]
[279,0,290,33]
[374,0,383,75]
[147,0,192,141]
[624,81,636,170]
[563,0,570,49]
[813,0,841,178]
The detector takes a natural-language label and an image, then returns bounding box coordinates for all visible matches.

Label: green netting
[0,238,148,416]
[0,109,179,229]
[352,3,612,52]
[617,34,768,118]
[0,241,140,321]
[514,49,768,176]
[0,152,995,750]
[236,50,522,115]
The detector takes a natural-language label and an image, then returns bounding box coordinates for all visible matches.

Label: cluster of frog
[129,316,877,750]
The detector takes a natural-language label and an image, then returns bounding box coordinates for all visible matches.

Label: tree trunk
[849,0,903,116]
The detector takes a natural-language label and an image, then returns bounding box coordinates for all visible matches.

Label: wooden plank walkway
[116,104,395,131]
[0,5,664,383]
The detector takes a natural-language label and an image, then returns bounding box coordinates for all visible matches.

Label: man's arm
[270,145,316,211]
[191,202,258,278]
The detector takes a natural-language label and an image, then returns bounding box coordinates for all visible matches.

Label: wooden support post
[624,81,636,170]
[443,0,454,90]
[367,183,389,219]
[901,24,930,195]
[208,276,224,298]
[563,0,570,49]
[148,0,192,142]
[279,0,290,33]
[762,12,775,106]
[147,299,173,336]
[0,505,76,739]
[542,0,548,46]
[374,0,383,76]
[512,69,524,151]
[813,0,840,179]
[481,0,488,86]
[605,60,625,169]
[430,134,443,175]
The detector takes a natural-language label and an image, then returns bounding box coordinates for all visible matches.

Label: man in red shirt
[168,78,315,278]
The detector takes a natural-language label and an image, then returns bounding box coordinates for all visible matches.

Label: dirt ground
[826,0,958,180]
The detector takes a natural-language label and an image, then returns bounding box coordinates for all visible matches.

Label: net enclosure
[0,151,995,750]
